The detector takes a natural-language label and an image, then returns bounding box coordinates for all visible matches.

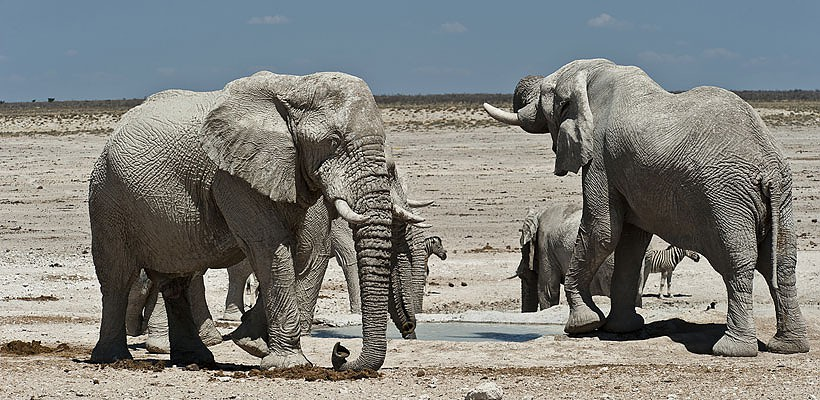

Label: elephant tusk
[483,103,521,126]
[412,222,432,229]
[334,199,370,224]
[406,199,435,208]
[393,204,426,224]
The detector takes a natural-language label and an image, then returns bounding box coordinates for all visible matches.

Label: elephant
[516,204,615,312]
[89,71,428,371]
[125,165,435,352]
[484,58,809,356]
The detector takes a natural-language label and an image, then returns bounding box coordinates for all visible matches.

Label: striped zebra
[641,245,700,298]
[423,236,447,275]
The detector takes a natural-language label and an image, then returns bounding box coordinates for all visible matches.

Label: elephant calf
[516,204,616,311]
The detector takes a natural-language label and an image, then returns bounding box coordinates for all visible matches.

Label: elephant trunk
[388,222,424,339]
[332,176,394,371]
[518,244,539,312]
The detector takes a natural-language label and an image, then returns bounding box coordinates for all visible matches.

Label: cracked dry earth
[1,104,819,399]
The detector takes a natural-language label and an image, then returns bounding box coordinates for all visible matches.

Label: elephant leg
[603,224,651,333]
[519,268,539,312]
[145,290,170,354]
[223,259,252,321]
[90,248,138,363]
[333,226,361,314]
[711,251,758,357]
[125,269,152,336]
[564,188,625,334]
[537,262,560,309]
[188,272,223,346]
[755,235,809,354]
[161,276,215,366]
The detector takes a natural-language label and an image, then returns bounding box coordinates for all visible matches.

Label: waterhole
[312,322,564,342]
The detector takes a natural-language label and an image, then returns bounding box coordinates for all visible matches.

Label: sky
[1,1,819,102]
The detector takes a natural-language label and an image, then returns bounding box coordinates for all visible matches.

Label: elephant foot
[602,310,644,333]
[198,319,223,347]
[565,303,606,334]
[767,334,810,354]
[712,333,757,357]
[145,334,170,354]
[169,346,215,367]
[260,350,311,370]
[232,335,270,358]
[90,342,132,363]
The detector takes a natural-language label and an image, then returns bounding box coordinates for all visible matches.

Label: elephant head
[517,208,542,312]
[484,60,611,176]
[201,71,423,370]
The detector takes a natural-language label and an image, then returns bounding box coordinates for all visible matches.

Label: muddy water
[312,322,564,342]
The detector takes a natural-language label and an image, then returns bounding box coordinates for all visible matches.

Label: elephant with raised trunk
[90,71,426,371]
[485,59,808,357]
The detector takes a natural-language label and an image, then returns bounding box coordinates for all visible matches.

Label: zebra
[641,245,701,298]
[423,236,447,276]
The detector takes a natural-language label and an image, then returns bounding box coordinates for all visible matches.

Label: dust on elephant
[89,71,427,371]
[516,204,615,311]
[485,58,809,356]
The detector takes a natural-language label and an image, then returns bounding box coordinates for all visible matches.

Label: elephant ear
[519,208,541,247]
[201,72,301,203]
[548,70,594,176]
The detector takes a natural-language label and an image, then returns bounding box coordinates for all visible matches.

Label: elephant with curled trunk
[125,163,433,350]
[90,71,426,371]
[485,58,809,357]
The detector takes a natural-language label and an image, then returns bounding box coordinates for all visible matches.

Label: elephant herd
[87,58,810,372]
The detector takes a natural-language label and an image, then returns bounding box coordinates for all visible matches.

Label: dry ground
[1,102,819,399]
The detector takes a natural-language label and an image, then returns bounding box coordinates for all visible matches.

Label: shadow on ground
[571,318,766,354]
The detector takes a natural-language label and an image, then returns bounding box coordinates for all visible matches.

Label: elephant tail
[763,172,793,292]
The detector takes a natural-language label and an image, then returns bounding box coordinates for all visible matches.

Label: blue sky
[1,1,818,101]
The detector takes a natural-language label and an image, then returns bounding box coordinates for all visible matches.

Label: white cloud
[65,49,79,57]
[440,21,467,34]
[703,48,739,59]
[587,13,631,29]
[247,15,289,25]
[638,51,694,64]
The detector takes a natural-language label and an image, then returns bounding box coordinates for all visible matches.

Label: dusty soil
[1,103,819,399]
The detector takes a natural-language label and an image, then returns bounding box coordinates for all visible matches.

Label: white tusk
[483,103,521,126]
[406,199,435,208]
[412,222,432,229]
[334,199,370,224]
[393,204,426,224]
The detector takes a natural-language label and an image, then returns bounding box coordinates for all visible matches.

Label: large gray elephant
[89,71,427,371]
[484,58,809,357]
[126,164,434,352]
[517,204,614,311]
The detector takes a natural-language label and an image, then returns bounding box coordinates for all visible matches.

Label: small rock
[460,282,467,287]
[92,379,99,385]
[448,282,455,287]
[216,376,231,382]
[184,364,200,371]
[465,381,503,400]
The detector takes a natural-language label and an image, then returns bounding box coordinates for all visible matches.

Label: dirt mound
[223,365,380,381]
[1,340,70,355]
